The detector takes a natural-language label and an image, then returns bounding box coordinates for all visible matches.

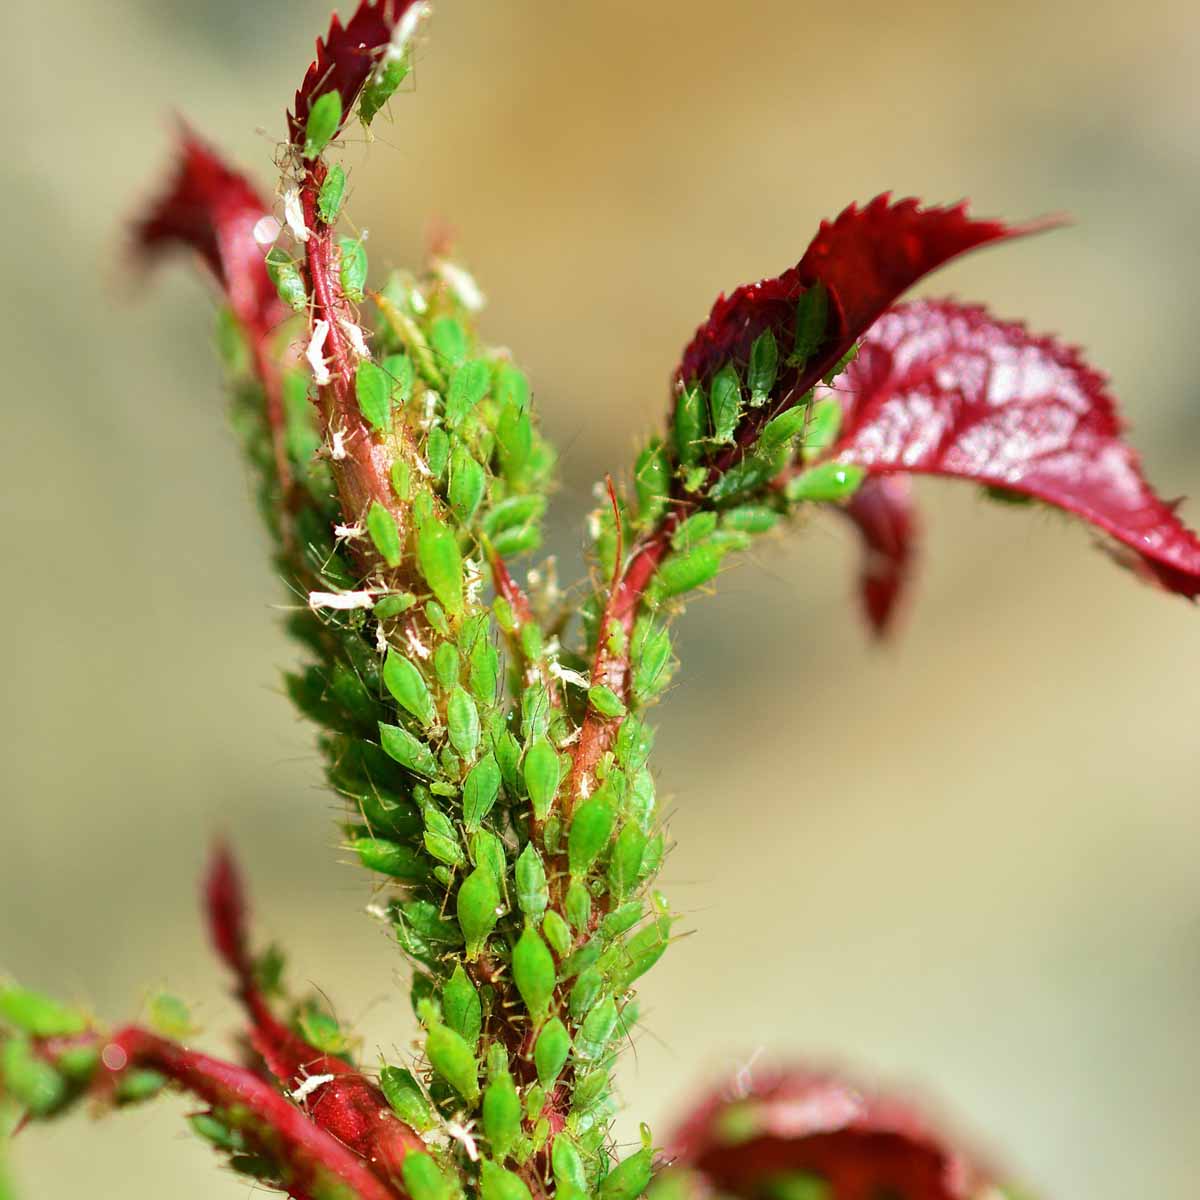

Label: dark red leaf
[134,127,282,341]
[837,475,918,636]
[827,300,1200,598]
[288,0,422,149]
[666,1066,992,1200]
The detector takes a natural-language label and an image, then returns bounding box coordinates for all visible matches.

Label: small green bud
[483,1070,522,1162]
[447,686,481,761]
[708,362,742,444]
[457,866,501,959]
[551,1135,588,1191]
[383,651,436,728]
[378,722,438,777]
[575,996,619,1061]
[367,501,402,567]
[512,926,555,1022]
[565,880,591,932]
[317,163,346,224]
[748,328,780,406]
[450,444,487,523]
[381,1065,435,1130]
[534,1017,571,1088]
[463,754,502,830]
[568,967,603,1023]
[425,1020,480,1101]
[402,1152,453,1200]
[265,247,307,311]
[338,236,368,303]
[790,282,828,366]
[674,383,706,466]
[542,909,572,957]
[607,823,647,899]
[523,737,560,821]
[515,843,549,921]
[0,987,86,1037]
[568,787,617,878]
[355,361,391,434]
[480,1159,533,1200]
[783,461,865,503]
[443,964,482,1048]
[352,836,427,879]
[417,516,465,617]
[304,90,342,158]
[634,438,670,526]
[800,396,841,462]
[601,1148,655,1200]
[587,685,626,719]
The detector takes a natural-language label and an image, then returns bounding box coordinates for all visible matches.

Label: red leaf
[828,300,1200,598]
[134,127,282,341]
[677,195,1051,403]
[838,475,918,636]
[288,0,422,149]
[666,1067,992,1200]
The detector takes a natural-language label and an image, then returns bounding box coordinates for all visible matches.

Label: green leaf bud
[457,866,501,959]
[568,786,617,878]
[565,880,591,932]
[748,328,780,406]
[417,516,465,616]
[425,1020,480,1101]
[378,722,438,777]
[542,909,572,957]
[607,822,647,899]
[575,995,619,1061]
[523,737,560,821]
[708,363,742,445]
[534,1017,572,1088]
[602,1148,655,1200]
[462,753,502,831]
[304,90,342,158]
[447,685,481,761]
[443,964,482,1048]
[352,836,427,879]
[383,651,435,728]
[515,843,549,921]
[783,461,865,503]
[552,1135,588,1192]
[512,925,555,1021]
[674,383,706,466]
[338,236,368,303]
[402,1153,452,1200]
[483,1070,522,1162]
[0,987,87,1037]
[480,1159,533,1200]
[367,501,402,568]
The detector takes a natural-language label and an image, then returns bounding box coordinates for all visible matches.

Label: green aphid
[188,1112,245,1151]
[446,359,491,427]
[374,592,416,621]
[790,282,828,367]
[338,236,368,303]
[602,901,644,939]
[355,360,391,434]
[433,641,460,688]
[480,1159,534,1200]
[482,494,546,538]
[265,247,307,312]
[587,684,626,720]
[367,501,403,568]
[749,327,780,406]
[425,1020,480,1102]
[615,717,654,773]
[443,964,482,1048]
[551,1134,588,1191]
[469,637,500,704]
[147,992,195,1039]
[626,766,657,830]
[495,361,530,411]
[360,57,410,127]
[380,1065,436,1131]
[575,996,619,1061]
[417,516,465,616]
[304,90,343,158]
[705,454,772,505]
[674,383,707,466]
[352,836,428,879]
[573,1067,609,1113]
[639,833,665,881]
[515,843,548,921]
[449,444,487,523]
[822,341,859,385]
[648,541,726,602]
[401,900,462,947]
[447,685,481,761]
[512,926,555,1022]
[425,600,451,638]
[634,438,670,527]
[316,163,346,224]
[470,829,507,890]
[114,1068,167,1105]
[383,651,435,727]
[426,426,450,480]
[524,1083,546,1122]
[542,909,572,957]
[671,511,718,552]
[568,967,603,1023]
[496,402,533,485]
[800,395,841,462]
[610,914,672,992]
[494,730,522,793]
[483,1070,522,1162]
[783,462,865,504]
[1,1037,66,1115]
[607,823,647,899]
[378,722,438,777]
[457,865,501,959]
[708,362,743,445]
[757,404,811,458]
[383,352,416,404]
[491,524,542,558]
[0,987,86,1038]
[462,753,501,831]
[55,1044,100,1082]
[568,787,617,878]
[601,1148,655,1200]
[523,737,560,821]
[391,459,412,501]
[431,316,469,369]
[401,1152,452,1200]
[564,880,591,932]
[229,1153,277,1182]
[631,618,673,707]
[559,936,602,981]
[423,826,465,868]
[681,463,708,493]
[534,1017,572,1088]
[297,1001,346,1055]
[722,504,780,533]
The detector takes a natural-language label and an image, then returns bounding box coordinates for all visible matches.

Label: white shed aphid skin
[333,522,365,540]
[306,319,332,386]
[548,659,590,689]
[411,454,432,478]
[282,185,310,243]
[409,286,429,315]
[577,773,591,800]
[253,215,282,247]
[365,902,390,921]
[374,621,389,655]
[405,626,430,660]
[376,1,431,78]
[308,590,378,612]
[289,1073,335,1104]
[338,317,371,359]
[444,1120,480,1163]
[464,557,484,607]
[420,391,440,430]
[330,428,348,460]
[435,259,486,312]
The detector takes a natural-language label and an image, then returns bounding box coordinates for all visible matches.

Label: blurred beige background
[4,0,1200,1196]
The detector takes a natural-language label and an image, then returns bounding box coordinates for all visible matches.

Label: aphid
[512,926,555,1022]
[673,382,707,467]
[317,164,346,225]
[402,1152,453,1200]
[601,1149,655,1200]
[366,501,402,567]
[799,394,843,462]
[534,1018,572,1090]
[514,843,548,920]
[783,461,865,504]
[338,317,370,359]
[436,258,486,313]
[568,785,617,878]
[445,358,490,427]
[282,184,309,242]
[306,589,376,611]
[789,281,829,367]
[378,722,438,777]
[575,996,619,1061]
[587,684,626,720]
[449,444,486,523]
[288,1072,334,1104]
[305,318,331,386]
[442,964,482,1049]
[564,879,591,933]
[708,362,742,445]
[338,236,369,303]
[383,649,436,727]
[456,865,500,960]
[748,327,780,406]
[351,835,427,879]
[433,641,460,688]
[462,753,501,831]
[417,514,465,616]
[634,437,670,527]
[303,90,343,160]
[354,360,391,433]
[447,685,481,761]
[424,1020,480,1103]
[0,987,86,1038]
[542,909,572,957]
[430,316,469,370]
[480,1161,532,1200]
[550,1134,587,1192]
[608,823,647,899]
[380,1066,436,1131]
[757,403,811,459]
[481,1069,521,1163]
[522,737,560,821]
